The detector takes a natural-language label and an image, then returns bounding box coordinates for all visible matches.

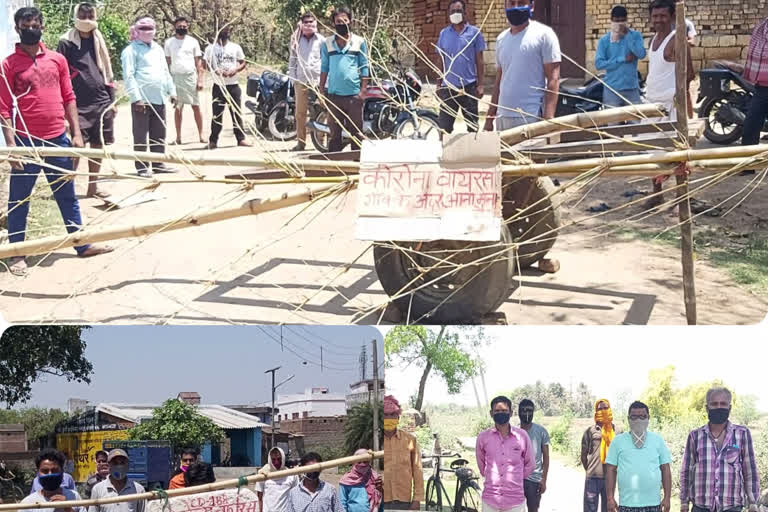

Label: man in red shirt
[0,7,113,276]
[742,16,768,175]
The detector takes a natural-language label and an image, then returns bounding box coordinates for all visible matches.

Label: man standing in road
[595,5,646,108]
[741,15,768,175]
[169,447,199,489]
[89,449,146,512]
[680,387,761,512]
[0,6,114,277]
[121,15,177,177]
[165,16,205,145]
[288,11,324,151]
[484,0,560,130]
[23,450,83,512]
[476,396,534,512]
[255,447,300,512]
[582,399,620,512]
[203,26,252,150]
[318,6,370,153]
[382,395,424,511]
[518,399,549,512]
[57,2,117,200]
[285,452,345,512]
[605,401,672,512]
[84,450,110,498]
[436,0,486,135]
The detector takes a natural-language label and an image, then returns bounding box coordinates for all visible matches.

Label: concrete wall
[279,417,346,451]
[0,426,27,452]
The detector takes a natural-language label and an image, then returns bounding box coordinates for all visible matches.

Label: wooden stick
[0,451,383,511]
[0,180,357,259]
[675,1,697,325]
[499,104,667,144]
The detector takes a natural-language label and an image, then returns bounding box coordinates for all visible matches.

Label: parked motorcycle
[244,70,297,141]
[698,60,768,145]
[307,46,439,153]
[556,72,647,117]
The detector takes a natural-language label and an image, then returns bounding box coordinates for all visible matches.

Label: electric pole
[265,366,294,448]
[371,339,381,469]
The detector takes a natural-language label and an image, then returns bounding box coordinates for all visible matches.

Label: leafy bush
[128,399,225,455]
[549,413,573,452]
[97,13,131,80]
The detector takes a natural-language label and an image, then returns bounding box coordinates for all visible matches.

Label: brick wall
[279,416,346,450]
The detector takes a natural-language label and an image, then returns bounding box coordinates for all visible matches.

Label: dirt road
[1,92,766,325]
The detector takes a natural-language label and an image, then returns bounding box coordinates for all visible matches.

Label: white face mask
[449,12,464,24]
[75,19,98,33]
[629,418,649,448]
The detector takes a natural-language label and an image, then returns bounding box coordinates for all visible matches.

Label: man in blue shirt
[319,6,369,152]
[595,6,646,108]
[436,0,486,135]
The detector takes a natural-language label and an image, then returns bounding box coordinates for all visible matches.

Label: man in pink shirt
[0,7,113,276]
[476,396,535,512]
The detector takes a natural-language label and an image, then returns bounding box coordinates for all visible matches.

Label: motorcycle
[244,70,297,141]
[698,60,768,145]
[556,72,647,117]
[307,44,439,153]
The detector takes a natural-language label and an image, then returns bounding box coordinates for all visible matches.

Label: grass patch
[27,182,67,239]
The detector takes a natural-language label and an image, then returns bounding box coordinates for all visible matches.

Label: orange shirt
[383,429,424,503]
[169,472,186,489]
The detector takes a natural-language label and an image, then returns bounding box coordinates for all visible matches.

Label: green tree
[0,326,93,407]
[343,401,383,454]
[0,408,71,443]
[128,399,225,454]
[642,366,679,424]
[385,326,487,412]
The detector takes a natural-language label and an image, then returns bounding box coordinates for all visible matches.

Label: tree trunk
[414,360,432,412]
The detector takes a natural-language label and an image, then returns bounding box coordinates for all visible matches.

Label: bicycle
[423,450,482,512]
[0,460,24,504]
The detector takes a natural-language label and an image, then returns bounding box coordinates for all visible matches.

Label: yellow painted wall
[56,431,130,482]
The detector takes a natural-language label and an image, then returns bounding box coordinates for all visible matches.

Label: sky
[15,326,385,410]
[382,326,768,412]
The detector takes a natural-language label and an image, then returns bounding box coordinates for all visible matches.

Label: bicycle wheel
[425,476,442,511]
[456,482,482,512]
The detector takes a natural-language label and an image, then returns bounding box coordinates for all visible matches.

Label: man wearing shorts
[165,16,205,144]
[57,1,116,199]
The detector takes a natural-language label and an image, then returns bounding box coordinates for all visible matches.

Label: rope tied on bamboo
[653,162,692,185]
[236,475,250,494]
[153,489,170,512]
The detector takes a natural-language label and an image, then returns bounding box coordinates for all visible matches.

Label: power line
[284,326,361,358]
[255,326,356,372]
[296,326,368,354]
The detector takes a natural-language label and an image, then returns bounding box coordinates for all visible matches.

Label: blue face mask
[505,6,532,26]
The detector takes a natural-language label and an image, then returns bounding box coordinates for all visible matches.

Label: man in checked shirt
[741,15,768,175]
[680,387,761,512]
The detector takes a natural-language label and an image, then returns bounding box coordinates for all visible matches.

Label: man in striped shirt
[742,16,768,175]
[284,452,344,512]
[680,387,761,512]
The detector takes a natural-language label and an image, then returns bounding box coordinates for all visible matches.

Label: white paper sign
[148,488,259,512]
[355,132,502,241]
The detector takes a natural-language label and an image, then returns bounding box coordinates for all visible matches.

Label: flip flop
[8,257,27,277]
[78,245,115,258]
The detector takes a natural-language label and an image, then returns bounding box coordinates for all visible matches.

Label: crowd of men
[19,445,382,512]
[384,387,763,512]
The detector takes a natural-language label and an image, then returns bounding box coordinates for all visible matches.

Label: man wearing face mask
[288,12,325,151]
[22,450,83,512]
[255,447,300,512]
[382,395,423,511]
[483,0,561,131]
[339,449,383,512]
[84,450,110,498]
[582,399,622,512]
[169,447,199,489]
[88,449,146,512]
[57,2,116,200]
[165,17,205,145]
[436,0,486,135]
[121,15,177,177]
[680,387,761,512]
[518,400,550,512]
[476,396,534,512]
[594,6,646,108]
[285,452,344,512]
[604,401,672,512]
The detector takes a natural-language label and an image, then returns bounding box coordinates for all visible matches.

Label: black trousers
[437,82,480,134]
[210,84,245,144]
[131,103,167,172]
[742,84,768,146]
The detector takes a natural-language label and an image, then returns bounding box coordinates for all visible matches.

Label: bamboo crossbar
[0,180,357,259]
[0,451,383,511]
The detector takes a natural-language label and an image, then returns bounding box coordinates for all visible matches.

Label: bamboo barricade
[498,103,666,144]
[0,451,383,511]
[674,1,697,325]
[0,180,357,259]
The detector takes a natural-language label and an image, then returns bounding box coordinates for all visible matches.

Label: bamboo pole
[675,1,697,325]
[0,451,383,511]
[0,180,357,259]
[499,103,667,144]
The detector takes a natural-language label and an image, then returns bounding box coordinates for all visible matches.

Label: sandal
[8,257,27,276]
[78,245,115,258]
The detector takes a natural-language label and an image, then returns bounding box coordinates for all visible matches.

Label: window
[292,413,299,419]
[302,412,308,418]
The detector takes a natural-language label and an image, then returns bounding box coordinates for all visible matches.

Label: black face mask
[39,473,64,492]
[335,24,349,36]
[19,27,42,45]
[304,471,321,481]
[176,28,188,36]
[493,412,510,425]
[505,8,530,27]
[219,32,229,42]
[519,411,533,424]
[707,407,730,425]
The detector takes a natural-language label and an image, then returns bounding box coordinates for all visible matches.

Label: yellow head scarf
[594,399,614,464]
